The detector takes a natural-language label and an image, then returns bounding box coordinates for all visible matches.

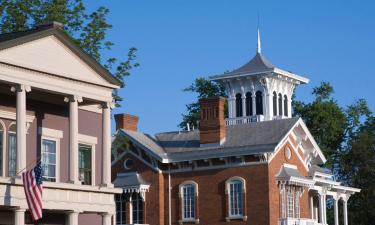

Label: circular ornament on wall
[285,147,292,160]
[123,158,134,170]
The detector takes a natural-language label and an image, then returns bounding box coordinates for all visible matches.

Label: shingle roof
[119,117,300,163]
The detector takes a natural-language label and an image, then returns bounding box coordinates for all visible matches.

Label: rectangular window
[41,139,56,182]
[132,193,144,224]
[8,133,16,177]
[287,189,294,218]
[182,184,195,220]
[116,193,127,225]
[79,144,92,185]
[229,181,243,217]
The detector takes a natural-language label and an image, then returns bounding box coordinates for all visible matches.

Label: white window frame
[78,134,97,186]
[225,176,246,220]
[179,180,198,223]
[0,120,5,177]
[39,127,63,183]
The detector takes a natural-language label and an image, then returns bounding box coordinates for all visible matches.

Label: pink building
[0,22,121,225]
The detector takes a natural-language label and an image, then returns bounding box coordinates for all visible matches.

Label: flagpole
[16,156,41,176]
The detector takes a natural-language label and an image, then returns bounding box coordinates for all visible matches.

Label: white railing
[225,115,264,126]
[278,218,318,225]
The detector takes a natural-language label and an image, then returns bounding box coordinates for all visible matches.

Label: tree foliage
[179,77,227,130]
[0,0,139,106]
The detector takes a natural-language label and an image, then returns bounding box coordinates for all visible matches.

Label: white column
[266,92,273,120]
[241,95,246,117]
[64,96,82,184]
[343,198,348,225]
[334,197,339,225]
[323,194,327,224]
[252,95,256,116]
[66,211,79,225]
[318,193,324,224]
[310,195,314,220]
[288,96,292,118]
[228,97,233,118]
[102,102,113,187]
[102,213,113,225]
[11,85,30,175]
[14,208,25,225]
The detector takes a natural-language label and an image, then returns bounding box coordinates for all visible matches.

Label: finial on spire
[257,13,261,54]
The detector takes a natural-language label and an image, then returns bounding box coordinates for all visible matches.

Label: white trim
[78,133,98,145]
[0,109,35,123]
[0,120,5,177]
[225,176,246,218]
[38,127,63,139]
[79,104,102,114]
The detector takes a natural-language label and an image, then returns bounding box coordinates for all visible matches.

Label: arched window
[284,95,288,117]
[273,92,277,116]
[226,177,246,219]
[278,93,283,116]
[245,92,253,116]
[255,91,263,115]
[235,93,243,117]
[8,123,16,177]
[179,181,198,222]
[0,120,4,176]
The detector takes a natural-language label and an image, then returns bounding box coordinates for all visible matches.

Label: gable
[0,35,116,87]
[270,118,326,170]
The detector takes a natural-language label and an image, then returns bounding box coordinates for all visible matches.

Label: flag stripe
[22,172,36,221]
[22,162,43,221]
[28,171,42,218]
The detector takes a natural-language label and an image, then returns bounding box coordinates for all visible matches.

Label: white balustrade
[278,218,318,225]
[225,115,265,126]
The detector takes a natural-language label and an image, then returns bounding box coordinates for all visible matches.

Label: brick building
[111,31,360,225]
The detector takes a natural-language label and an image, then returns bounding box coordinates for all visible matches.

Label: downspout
[168,165,172,225]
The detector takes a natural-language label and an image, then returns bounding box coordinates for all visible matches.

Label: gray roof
[113,172,150,188]
[210,53,275,80]
[276,166,306,180]
[119,117,300,163]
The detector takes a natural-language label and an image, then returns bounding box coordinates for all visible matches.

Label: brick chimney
[199,96,226,145]
[114,114,139,131]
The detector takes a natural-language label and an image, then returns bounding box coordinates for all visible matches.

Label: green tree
[0,0,139,105]
[293,82,347,167]
[338,116,375,225]
[179,77,227,130]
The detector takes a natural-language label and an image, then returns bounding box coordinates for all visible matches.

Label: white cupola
[209,29,309,124]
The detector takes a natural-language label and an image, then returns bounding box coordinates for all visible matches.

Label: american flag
[22,161,43,221]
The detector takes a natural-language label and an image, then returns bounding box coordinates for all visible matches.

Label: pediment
[0,35,114,87]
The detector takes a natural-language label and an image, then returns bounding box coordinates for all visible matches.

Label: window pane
[182,184,195,220]
[41,139,56,182]
[79,144,92,185]
[8,133,16,177]
[229,180,243,217]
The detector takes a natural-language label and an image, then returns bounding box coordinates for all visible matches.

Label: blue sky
[85,1,375,135]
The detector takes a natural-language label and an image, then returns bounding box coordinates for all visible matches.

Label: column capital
[11,84,31,93]
[64,95,83,103]
[341,194,350,202]
[101,101,115,109]
[13,207,27,212]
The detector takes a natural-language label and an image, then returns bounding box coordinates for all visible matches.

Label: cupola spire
[257,28,261,54]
